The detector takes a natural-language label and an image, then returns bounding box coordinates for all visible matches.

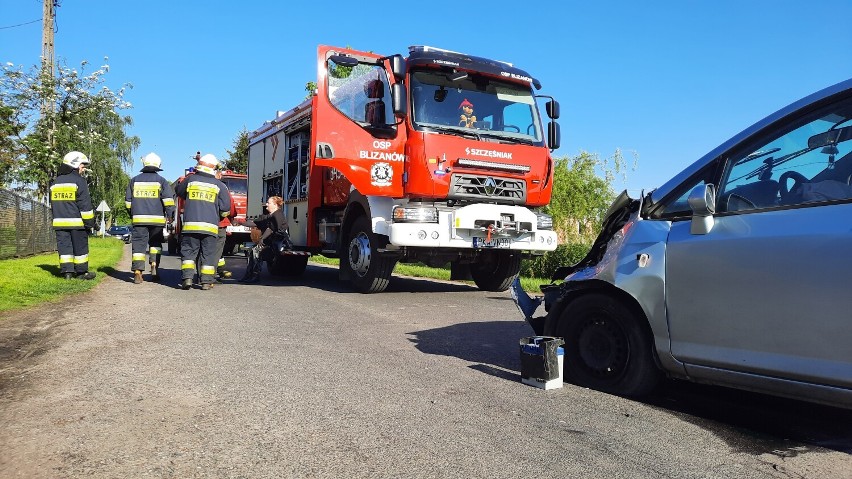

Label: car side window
[718,95,852,212]
[652,164,717,219]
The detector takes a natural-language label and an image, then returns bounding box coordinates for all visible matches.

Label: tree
[1,58,138,213]
[223,127,249,173]
[521,149,633,279]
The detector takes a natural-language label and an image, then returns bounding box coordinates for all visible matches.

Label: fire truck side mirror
[390,54,405,82]
[546,100,560,120]
[548,121,561,151]
[392,83,408,118]
[328,54,358,68]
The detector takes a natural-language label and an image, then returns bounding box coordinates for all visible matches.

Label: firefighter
[49,151,96,280]
[125,152,176,284]
[213,169,237,282]
[173,153,232,290]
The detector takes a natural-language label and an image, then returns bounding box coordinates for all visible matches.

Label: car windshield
[409,70,543,145]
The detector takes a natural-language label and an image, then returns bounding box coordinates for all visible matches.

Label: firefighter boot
[134,270,143,284]
[201,283,212,290]
[180,278,192,290]
[76,272,96,280]
[150,262,160,282]
[63,272,74,280]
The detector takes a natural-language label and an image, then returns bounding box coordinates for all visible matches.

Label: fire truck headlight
[393,206,438,223]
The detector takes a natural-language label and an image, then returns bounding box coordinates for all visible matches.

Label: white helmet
[62,151,90,169]
[141,152,162,170]
[198,153,220,170]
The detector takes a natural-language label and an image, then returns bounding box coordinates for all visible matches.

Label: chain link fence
[0,188,56,260]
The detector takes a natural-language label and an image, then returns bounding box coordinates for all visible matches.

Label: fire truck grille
[448,174,527,205]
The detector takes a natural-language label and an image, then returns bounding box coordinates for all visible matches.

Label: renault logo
[484,177,497,195]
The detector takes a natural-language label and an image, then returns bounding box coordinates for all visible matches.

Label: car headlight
[392,205,439,223]
[535,212,553,230]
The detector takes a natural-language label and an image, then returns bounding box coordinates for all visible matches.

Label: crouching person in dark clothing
[239,196,291,283]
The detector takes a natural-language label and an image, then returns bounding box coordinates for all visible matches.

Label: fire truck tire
[343,216,397,293]
[269,254,308,277]
[470,250,521,292]
[224,238,236,256]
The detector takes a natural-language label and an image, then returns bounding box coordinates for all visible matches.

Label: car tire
[556,293,661,397]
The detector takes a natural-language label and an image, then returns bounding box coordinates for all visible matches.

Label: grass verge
[0,237,125,315]
[308,255,555,294]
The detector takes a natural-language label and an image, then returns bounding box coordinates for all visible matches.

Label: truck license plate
[473,237,511,248]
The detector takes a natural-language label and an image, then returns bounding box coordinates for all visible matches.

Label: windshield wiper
[475,131,535,145]
[422,124,481,140]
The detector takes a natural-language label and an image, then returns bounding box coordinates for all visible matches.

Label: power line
[0,18,42,30]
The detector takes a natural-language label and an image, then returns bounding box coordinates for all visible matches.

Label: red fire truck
[246,45,560,293]
[168,168,250,256]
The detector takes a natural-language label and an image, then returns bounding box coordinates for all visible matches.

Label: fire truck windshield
[410,70,543,145]
[222,177,247,195]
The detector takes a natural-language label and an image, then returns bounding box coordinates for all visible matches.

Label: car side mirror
[688,183,716,234]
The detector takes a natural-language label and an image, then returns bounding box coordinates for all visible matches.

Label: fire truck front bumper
[387,203,557,252]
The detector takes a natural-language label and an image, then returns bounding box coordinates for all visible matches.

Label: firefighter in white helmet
[49,151,96,280]
[125,152,176,284]
[173,153,232,290]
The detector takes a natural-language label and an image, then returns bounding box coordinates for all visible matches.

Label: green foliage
[1,59,138,209]
[223,127,249,173]
[522,150,633,279]
[0,237,124,315]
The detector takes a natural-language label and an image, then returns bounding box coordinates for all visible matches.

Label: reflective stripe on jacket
[50,172,94,230]
[174,171,231,237]
[126,172,176,225]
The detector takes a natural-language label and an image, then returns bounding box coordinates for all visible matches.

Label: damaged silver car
[513,78,852,409]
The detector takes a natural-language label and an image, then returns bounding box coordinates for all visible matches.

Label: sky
[2,1,852,196]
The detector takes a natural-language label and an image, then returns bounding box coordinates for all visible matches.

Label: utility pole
[41,0,55,76]
[41,0,57,146]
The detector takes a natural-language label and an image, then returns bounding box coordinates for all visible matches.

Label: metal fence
[0,188,56,260]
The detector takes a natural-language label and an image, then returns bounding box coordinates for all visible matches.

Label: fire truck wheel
[269,254,308,277]
[343,216,397,293]
[470,250,521,292]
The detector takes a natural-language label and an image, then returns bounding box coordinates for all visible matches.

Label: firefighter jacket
[50,166,95,230]
[174,171,231,236]
[218,190,236,228]
[125,167,176,226]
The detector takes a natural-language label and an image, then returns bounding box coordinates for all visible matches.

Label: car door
[664,92,852,389]
[312,45,406,197]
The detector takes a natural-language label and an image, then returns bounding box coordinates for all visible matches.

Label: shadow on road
[643,379,852,455]
[409,319,852,456]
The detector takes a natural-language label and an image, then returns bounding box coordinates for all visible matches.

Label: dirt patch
[0,304,72,400]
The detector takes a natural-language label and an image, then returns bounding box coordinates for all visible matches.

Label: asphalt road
[0,247,850,478]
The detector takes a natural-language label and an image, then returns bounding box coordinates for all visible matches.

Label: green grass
[0,237,125,315]
[308,255,554,294]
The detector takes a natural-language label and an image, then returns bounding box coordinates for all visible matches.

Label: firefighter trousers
[56,229,89,274]
[180,233,217,284]
[214,227,227,275]
[131,225,164,272]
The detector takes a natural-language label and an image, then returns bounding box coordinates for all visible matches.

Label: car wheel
[556,293,661,396]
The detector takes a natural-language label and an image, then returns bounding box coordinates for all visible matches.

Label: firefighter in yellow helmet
[125,152,176,284]
[49,151,96,279]
[173,153,232,290]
